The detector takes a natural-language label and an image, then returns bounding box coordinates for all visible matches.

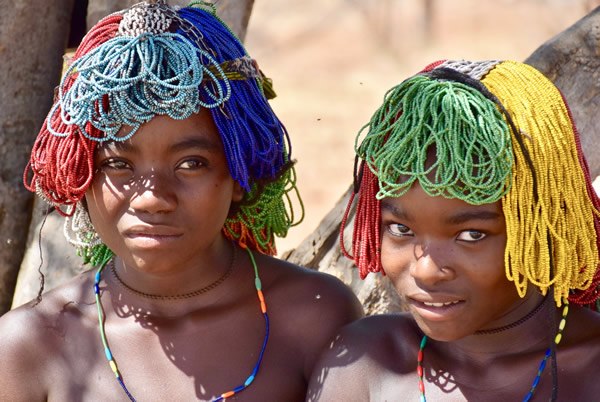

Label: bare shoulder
[254,254,364,377]
[257,254,364,323]
[566,306,600,356]
[0,270,97,401]
[307,314,420,402]
[317,313,420,367]
[551,306,600,395]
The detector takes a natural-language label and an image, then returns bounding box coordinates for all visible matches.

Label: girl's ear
[232,181,244,203]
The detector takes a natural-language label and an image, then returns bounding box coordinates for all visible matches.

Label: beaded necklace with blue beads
[93,247,269,401]
[416,302,569,402]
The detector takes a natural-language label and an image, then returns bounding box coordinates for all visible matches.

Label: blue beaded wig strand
[178,6,291,191]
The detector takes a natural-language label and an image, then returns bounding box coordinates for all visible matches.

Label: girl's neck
[441,294,556,361]
[116,238,234,296]
[105,240,242,317]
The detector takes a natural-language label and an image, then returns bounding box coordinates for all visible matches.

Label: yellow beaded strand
[482,61,600,305]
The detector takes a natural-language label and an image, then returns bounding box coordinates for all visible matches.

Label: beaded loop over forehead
[356,74,513,205]
[48,1,231,143]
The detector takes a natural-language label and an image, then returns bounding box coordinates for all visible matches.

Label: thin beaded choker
[416,302,569,402]
[93,247,269,401]
[109,246,236,300]
[475,297,546,335]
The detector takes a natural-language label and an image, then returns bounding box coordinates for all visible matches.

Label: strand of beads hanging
[47,3,231,143]
[481,62,600,306]
[214,247,270,401]
[223,164,304,255]
[416,336,427,402]
[416,302,569,402]
[94,246,269,401]
[356,73,513,206]
[522,302,569,402]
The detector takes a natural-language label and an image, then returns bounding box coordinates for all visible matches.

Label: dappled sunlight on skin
[428,369,459,394]
[104,278,268,400]
[306,334,359,402]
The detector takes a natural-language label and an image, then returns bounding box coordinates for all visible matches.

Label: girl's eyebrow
[445,210,502,225]
[99,137,221,154]
[381,200,411,221]
[168,137,221,153]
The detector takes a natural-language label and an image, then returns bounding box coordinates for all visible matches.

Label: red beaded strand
[341,164,383,278]
[24,14,122,214]
[562,96,600,308]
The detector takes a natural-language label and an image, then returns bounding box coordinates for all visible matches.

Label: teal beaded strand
[94,264,136,402]
[417,336,427,402]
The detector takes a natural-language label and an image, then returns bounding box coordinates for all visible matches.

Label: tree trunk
[284,7,600,315]
[10,0,255,309]
[0,0,74,315]
[525,6,600,178]
[281,187,406,316]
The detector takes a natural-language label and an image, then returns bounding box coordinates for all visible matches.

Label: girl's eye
[456,230,486,242]
[387,223,414,237]
[177,159,205,170]
[101,158,131,170]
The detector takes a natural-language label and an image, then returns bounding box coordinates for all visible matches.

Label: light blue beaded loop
[48,32,230,142]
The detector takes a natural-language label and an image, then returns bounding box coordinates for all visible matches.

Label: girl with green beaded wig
[307,59,600,401]
[0,2,363,401]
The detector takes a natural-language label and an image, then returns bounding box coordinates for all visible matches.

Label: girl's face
[380,184,523,341]
[86,110,243,273]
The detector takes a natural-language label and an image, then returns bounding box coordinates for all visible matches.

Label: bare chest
[44,309,307,401]
[370,353,600,402]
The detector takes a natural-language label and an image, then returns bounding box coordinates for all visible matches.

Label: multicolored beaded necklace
[93,247,269,401]
[416,302,569,402]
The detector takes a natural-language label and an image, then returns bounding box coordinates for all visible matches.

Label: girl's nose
[129,173,177,214]
[410,243,455,288]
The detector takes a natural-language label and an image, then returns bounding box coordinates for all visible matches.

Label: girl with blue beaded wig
[307,60,600,401]
[0,2,363,401]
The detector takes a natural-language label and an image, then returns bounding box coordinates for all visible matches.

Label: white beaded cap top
[118,2,173,37]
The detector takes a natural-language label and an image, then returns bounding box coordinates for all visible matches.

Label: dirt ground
[243,0,600,255]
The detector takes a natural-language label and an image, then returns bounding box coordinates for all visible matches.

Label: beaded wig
[24,1,303,264]
[342,60,600,308]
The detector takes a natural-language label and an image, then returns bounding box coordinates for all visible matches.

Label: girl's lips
[124,232,183,248]
[408,298,466,322]
[124,225,182,237]
[126,233,181,239]
[421,300,461,307]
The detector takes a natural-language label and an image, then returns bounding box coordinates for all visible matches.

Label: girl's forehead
[99,112,222,151]
[381,184,503,220]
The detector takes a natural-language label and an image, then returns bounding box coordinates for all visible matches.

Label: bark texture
[281,188,405,316]
[525,6,600,177]
[0,0,74,314]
